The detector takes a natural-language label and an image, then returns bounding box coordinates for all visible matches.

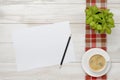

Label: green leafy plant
[85,6,115,34]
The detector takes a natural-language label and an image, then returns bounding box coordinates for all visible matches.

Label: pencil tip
[59,66,62,69]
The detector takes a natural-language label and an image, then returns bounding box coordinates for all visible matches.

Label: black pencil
[59,35,72,69]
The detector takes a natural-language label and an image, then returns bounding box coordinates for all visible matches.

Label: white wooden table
[0,0,120,80]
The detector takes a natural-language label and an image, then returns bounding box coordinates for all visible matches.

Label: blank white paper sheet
[12,21,75,71]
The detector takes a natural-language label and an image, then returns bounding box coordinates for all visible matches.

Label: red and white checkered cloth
[85,0,107,80]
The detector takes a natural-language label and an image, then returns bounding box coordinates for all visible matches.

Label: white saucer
[81,48,111,77]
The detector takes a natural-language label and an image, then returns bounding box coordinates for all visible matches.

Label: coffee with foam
[89,54,106,72]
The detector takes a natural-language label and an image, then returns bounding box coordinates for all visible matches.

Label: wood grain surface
[0,0,120,80]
